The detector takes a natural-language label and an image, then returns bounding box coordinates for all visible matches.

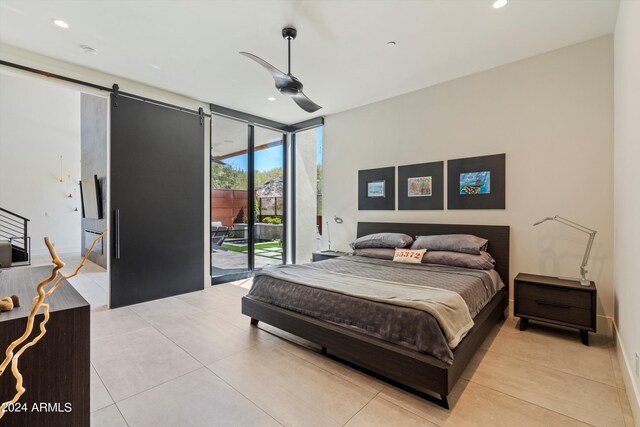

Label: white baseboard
[614,322,640,424]
[597,315,613,336]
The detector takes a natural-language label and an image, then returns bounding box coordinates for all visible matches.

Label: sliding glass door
[210,116,285,283]
[211,115,250,281]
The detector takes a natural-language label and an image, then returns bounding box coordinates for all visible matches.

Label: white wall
[0,72,81,255]
[614,0,640,419]
[295,128,320,263]
[324,36,614,326]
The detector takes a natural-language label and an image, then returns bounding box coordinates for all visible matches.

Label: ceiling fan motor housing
[280,87,299,95]
[278,75,303,95]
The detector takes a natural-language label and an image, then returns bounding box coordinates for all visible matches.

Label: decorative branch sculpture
[0,231,107,419]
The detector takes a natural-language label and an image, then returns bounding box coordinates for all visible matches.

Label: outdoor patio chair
[211,226,230,247]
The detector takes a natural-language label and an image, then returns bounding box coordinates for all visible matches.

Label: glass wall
[210,109,322,282]
[210,115,250,280]
[294,126,323,263]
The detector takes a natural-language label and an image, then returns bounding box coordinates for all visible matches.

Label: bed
[241,222,510,408]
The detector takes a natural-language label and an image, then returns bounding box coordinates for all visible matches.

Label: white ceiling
[211,114,284,158]
[0,0,619,124]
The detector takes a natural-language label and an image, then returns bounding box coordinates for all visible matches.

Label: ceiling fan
[240,27,322,113]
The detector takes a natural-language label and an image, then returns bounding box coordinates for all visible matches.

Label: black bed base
[242,288,507,409]
[322,348,450,409]
[242,221,510,409]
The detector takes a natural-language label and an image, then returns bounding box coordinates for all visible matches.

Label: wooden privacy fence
[211,189,248,227]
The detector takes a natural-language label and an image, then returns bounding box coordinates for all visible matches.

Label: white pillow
[393,248,426,264]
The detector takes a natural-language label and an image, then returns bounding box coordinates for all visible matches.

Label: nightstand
[514,273,597,345]
[311,251,350,262]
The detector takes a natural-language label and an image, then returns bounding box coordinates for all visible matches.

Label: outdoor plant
[262,216,282,224]
[254,197,259,223]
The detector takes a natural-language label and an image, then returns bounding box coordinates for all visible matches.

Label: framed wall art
[447,153,505,209]
[367,180,386,198]
[358,167,395,210]
[398,161,444,210]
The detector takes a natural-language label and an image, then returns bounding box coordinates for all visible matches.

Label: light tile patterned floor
[30,257,634,426]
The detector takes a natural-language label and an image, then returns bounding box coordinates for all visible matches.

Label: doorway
[0,71,110,309]
[210,115,286,283]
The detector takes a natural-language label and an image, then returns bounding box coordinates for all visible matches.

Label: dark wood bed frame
[242,222,510,409]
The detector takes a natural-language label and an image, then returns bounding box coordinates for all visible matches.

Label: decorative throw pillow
[353,248,396,260]
[350,233,413,250]
[393,248,427,264]
[411,234,488,255]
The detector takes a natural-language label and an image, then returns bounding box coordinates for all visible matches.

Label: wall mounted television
[79,175,103,219]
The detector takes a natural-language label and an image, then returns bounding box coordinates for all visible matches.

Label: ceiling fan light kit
[240,26,322,113]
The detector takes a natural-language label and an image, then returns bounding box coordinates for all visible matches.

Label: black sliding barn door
[110,95,204,308]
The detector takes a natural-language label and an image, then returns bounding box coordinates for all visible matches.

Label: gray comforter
[248,256,503,364]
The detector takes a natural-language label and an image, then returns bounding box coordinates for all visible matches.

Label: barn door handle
[114,209,121,260]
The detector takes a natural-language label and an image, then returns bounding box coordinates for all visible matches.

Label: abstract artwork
[398,162,443,210]
[448,154,505,209]
[408,176,432,197]
[358,167,395,210]
[367,180,386,198]
[459,171,491,195]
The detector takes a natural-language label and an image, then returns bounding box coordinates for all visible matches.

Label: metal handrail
[0,207,30,222]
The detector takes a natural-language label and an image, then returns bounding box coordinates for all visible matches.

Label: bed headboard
[356,222,510,287]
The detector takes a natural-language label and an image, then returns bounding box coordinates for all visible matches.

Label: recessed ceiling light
[492,0,509,9]
[386,41,396,47]
[52,19,69,29]
[78,44,97,55]
[267,97,276,101]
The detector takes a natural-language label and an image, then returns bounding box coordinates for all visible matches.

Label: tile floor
[29,256,637,426]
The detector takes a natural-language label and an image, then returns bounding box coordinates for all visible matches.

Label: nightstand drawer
[518,282,591,309]
[518,298,591,327]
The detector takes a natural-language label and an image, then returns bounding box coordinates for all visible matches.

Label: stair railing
[0,207,30,265]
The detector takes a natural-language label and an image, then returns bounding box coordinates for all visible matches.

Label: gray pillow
[411,234,488,255]
[422,251,496,270]
[350,233,413,250]
[353,248,396,260]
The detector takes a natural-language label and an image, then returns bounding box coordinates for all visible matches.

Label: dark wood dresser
[0,266,90,426]
[514,273,596,345]
[311,251,350,262]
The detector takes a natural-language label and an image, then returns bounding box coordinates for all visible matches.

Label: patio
[211,244,282,277]
[211,176,285,278]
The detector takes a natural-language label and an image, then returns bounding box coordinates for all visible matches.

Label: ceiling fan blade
[292,92,322,113]
[239,52,293,87]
